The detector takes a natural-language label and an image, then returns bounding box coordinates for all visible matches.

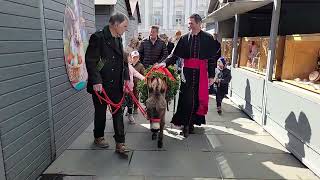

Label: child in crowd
[124,51,145,124]
[130,50,145,114]
[214,57,232,115]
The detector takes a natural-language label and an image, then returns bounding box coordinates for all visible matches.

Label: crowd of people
[85,12,231,154]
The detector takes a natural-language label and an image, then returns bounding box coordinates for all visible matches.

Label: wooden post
[262,0,282,125]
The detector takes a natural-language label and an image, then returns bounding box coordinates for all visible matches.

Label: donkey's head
[147,77,167,97]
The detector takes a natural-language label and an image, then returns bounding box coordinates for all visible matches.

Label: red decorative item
[145,66,176,81]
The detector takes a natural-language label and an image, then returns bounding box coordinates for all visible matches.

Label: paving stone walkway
[41,98,319,180]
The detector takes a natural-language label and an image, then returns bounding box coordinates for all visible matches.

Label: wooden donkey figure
[146,77,167,148]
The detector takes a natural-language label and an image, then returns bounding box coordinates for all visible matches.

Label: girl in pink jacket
[125,51,145,124]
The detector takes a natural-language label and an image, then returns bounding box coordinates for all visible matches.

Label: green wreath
[137,65,180,104]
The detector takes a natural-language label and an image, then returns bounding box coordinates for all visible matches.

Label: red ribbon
[150,118,161,123]
[94,88,125,115]
[95,84,149,120]
[145,66,175,81]
[124,85,149,120]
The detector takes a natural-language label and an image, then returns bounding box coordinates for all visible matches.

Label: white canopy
[203,0,273,23]
[95,0,117,5]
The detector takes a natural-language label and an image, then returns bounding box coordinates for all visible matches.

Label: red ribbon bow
[145,66,175,81]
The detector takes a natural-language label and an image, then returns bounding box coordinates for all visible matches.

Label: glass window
[198,0,207,6]
[175,0,184,6]
[154,16,161,25]
[176,17,182,25]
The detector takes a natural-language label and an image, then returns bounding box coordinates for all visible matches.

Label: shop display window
[281,33,320,94]
[221,38,241,66]
[238,36,285,79]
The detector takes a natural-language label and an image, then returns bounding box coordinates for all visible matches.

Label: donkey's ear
[160,78,168,92]
[147,77,153,88]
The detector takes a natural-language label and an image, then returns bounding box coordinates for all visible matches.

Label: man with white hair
[85,13,129,154]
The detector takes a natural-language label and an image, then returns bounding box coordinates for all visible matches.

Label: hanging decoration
[63,0,88,90]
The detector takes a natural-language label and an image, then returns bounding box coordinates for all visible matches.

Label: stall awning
[95,0,117,5]
[203,0,273,23]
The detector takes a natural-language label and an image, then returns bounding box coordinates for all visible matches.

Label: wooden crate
[239,36,285,79]
[221,38,241,65]
[282,34,320,80]
[281,33,320,94]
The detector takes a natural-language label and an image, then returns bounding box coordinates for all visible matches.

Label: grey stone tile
[68,132,116,150]
[126,119,174,133]
[128,151,221,178]
[145,177,220,180]
[209,96,242,113]
[63,176,93,180]
[185,134,214,152]
[93,176,144,180]
[206,111,251,122]
[206,111,223,122]
[224,121,268,135]
[206,134,288,153]
[200,122,230,135]
[39,175,94,180]
[215,152,319,180]
[221,104,242,113]
[126,122,152,133]
[203,121,268,136]
[125,132,188,151]
[44,150,132,177]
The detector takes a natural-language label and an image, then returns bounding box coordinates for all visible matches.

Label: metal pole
[266,0,281,81]
[40,0,56,161]
[0,139,6,180]
[231,14,240,68]
[229,14,240,97]
[262,0,282,125]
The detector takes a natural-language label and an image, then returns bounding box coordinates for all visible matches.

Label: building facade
[95,0,141,46]
[138,0,209,38]
[0,0,96,179]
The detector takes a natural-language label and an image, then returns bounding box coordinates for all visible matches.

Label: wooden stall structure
[238,36,285,79]
[221,38,241,65]
[281,33,320,94]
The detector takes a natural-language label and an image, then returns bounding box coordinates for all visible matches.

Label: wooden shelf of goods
[221,38,241,65]
[238,36,285,80]
[281,33,320,94]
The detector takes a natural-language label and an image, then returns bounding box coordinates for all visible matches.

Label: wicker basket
[67,64,81,82]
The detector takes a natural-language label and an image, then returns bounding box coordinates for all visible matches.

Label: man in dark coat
[138,26,168,68]
[85,13,129,154]
[158,14,221,137]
